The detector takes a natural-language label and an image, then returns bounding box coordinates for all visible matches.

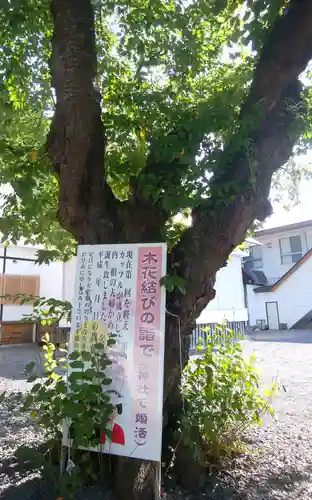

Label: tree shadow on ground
[2,459,311,500]
[0,345,42,381]
[0,451,53,500]
[0,346,65,381]
[1,473,114,500]
[166,461,312,499]
[0,477,55,500]
[210,462,312,500]
[266,466,311,488]
[0,409,31,434]
[0,445,115,500]
[249,330,312,344]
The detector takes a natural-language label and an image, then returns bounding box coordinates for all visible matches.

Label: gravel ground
[0,345,45,499]
[1,333,312,499]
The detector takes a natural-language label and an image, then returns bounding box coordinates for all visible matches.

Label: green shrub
[0,331,117,498]
[181,328,277,465]
[20,332,116,449]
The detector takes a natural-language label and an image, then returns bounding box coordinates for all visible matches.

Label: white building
[197,249,248,325]
[0,243,73,344]
[188,249,248,350]
[0,243,248,344]
[244,220,312,330]
[0,244,65,321]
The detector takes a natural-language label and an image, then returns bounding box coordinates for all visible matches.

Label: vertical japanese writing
[81,251,94,347]
[73,251,87,351]
[68,243,166,461]
[133,247,163,448]
[107,249,133,394]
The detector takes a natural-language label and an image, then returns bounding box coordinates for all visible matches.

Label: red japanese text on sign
[133,247,163,448]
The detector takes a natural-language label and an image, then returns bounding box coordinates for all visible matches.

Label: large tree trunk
[47,0,312,498]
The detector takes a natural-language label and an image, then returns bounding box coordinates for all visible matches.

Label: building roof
[245,237,263,246]
[254,248,312,293]
[255,220,312,237]
[243,268,267,286]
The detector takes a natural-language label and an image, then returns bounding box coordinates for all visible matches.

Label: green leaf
[68,351,80,361]
[160,275,174,292]
[101,377,112,385]
[70,360,85,370]
[84,368,97,379]
[25,361,36,374]
[107,339,116,347]
[160,274,187,293]
[81,351,92,362]
[31,383,42,393]
[55,380,67,394]
[94,343,105,351]
[105,428,113,441]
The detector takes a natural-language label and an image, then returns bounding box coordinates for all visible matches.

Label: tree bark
[48,0,312,498]
[48,0,121,244]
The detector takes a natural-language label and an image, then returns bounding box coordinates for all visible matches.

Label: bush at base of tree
[0,332,118,499]
[181,328,277,466]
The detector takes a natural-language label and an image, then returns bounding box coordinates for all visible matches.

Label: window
[279,235,302,264]
[250,245,263,269]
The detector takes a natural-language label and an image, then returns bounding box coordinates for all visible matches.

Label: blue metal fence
[189,321,247,353]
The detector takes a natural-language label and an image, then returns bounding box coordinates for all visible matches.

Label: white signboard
[65,243,167,461]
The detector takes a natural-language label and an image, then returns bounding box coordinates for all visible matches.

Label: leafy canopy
[0,0,310,259]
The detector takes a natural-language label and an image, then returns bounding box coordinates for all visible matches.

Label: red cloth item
[100,423,125,445]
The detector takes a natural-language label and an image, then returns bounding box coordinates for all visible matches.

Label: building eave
[254,248,312,293]
[255,220,312,238]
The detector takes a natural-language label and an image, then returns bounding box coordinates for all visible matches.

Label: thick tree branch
[163,2,312,399]
[47,0,119,244]
[247,0,312,112]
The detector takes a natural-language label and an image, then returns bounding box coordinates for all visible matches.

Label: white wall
[255,226,312,284]
[58,258,77,327]
[197,252,248,324]
[2,304,33,322]
[63,257,77,303]
[0,244,63,322]
[246,285,266,326]
[246,251,312,328]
